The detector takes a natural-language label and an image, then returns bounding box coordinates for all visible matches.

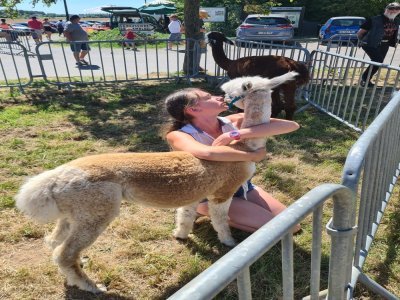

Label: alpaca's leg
[173,203,198,240]
[282,83,297,120]
[271,89,283,118]
[53,183,122,293]
[208,197,236,247]
[45,218,70,250]
[53,216,115,293]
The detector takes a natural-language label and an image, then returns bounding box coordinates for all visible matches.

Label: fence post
[327,188,357,299]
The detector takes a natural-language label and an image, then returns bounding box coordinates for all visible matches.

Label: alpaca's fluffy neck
[240,90,270,150]
[210,41,233,71]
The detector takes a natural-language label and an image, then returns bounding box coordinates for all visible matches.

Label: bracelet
[229,130,241,140]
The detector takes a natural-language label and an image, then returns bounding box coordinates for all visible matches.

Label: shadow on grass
[353,191,400,298]
[21,81,219,152]
[267,105,359,167]
[155,219,331,299]
[64,284,134,300]
[376,194,400,282]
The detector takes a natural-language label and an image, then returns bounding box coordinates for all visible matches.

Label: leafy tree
[172,0,281,36]
[0,0,56,17]
[280,0,391,22]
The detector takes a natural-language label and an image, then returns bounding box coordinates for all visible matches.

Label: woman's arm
[166,130,266,162]
[212,118,300,146]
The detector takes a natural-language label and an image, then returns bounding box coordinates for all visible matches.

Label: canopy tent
[142,0,175,5]
[139,1,176,15]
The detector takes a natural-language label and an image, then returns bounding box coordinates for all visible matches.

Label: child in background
[124,27,137,50]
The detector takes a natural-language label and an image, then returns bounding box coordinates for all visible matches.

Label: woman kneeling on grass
[164,88,301,233]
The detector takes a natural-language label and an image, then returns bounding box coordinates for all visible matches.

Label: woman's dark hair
[163,88,202,135]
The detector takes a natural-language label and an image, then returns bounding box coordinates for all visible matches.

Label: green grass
[0,81,398,299]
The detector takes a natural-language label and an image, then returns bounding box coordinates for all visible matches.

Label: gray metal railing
[307,49,400,132]
[0,42,33,90]
[169,184,356,300]
[35,39,197,86]
[341,92,400,299]
[0,29,35,54]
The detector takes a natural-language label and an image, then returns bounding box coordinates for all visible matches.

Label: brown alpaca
[207,31,310,120]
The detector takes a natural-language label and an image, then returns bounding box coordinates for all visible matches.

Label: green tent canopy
[139,1,176,15]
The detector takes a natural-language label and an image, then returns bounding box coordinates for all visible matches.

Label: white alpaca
[15,71,298,293]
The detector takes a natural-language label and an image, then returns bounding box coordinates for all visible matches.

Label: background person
[196,9,209,72]
[357,2,400,87]
[64,15,90,66]
[167,14,182,50]
[27,16,43,44]
[124,27,137,50]
[42,18,53,41]
[164,88,301,233]
[0,18,12,42]
[56,19,64,36]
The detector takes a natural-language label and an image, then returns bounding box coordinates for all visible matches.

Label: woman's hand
[212,132,234,146]
[251,147,267,162]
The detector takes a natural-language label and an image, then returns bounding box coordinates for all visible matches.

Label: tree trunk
[183,0,201,74]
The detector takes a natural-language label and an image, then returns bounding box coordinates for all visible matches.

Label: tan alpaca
[15,71,298,293]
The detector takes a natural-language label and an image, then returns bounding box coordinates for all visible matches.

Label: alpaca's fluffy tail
[291,61,310,86]
[15,167,64,223]
[267,71,299,89]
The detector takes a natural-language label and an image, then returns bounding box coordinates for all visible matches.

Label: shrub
[88,28,124,41]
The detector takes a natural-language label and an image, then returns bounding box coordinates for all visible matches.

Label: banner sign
[200,7,226,23]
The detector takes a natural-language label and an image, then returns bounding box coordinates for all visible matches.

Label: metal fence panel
[0,42,33,89]
[341,92,400,298]
[0,29,36,54]
[308,50,400,132]
[35,39,195,85]
[169,184,356,300]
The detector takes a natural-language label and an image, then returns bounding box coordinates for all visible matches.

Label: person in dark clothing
[357,2,400,87]
[56,19,64,36]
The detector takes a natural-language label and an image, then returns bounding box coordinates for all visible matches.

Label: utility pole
[63,0,69,21]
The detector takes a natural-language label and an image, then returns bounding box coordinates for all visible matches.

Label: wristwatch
[229,130,241,140]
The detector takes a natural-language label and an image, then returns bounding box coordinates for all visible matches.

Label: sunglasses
[388,7,400,10]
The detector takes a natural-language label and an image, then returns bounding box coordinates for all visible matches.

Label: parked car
[319,16,366,44]
[236,14,294,43]
[101,6,163,35]
[10,23,32,36]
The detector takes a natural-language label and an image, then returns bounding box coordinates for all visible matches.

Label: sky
[12,0,149,14]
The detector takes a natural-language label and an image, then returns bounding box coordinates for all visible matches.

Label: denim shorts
[169,33,181,42]
[233,180,256,198]
[70,42,90,52]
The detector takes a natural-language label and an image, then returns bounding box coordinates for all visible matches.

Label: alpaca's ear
[242,82,253,91]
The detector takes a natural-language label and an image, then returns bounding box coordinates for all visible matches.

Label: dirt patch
[0,238,51,268]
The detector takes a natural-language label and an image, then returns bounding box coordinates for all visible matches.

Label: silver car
[236,14,294,42]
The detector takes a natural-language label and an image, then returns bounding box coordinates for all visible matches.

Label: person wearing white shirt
[167,14,182,50]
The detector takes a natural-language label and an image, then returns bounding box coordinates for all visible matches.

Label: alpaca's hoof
[67,278,106,294]
[95,284,107,293]
[221,237,237,247]
[173,229,189,240]
[80,283,106,294]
